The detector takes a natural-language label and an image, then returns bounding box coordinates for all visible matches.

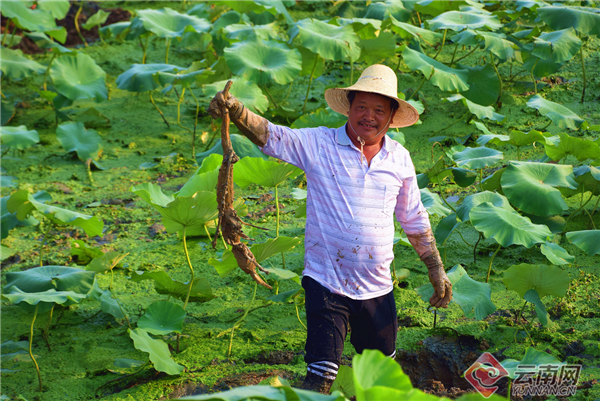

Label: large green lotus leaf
[50,53,107,102]
[508,129,545,147]
[456,191,513,222]
[544,132,600,162]
[540,242,574,266]
[56,122,102,161]
[209,236,301,277]
[99,21,131,40]
[566,230,600,256]
[196,134,267,168]
[234,157,303,188]
[2,288,87,308]
[501,161,576,216]
[331,365,355,399]
[128,328,184,375]
[434,213,459,245]
[137,8,210,38]
[353,349,413,401]
[197,154,223,175]
[116,64,181,93]
[414,0,465,17]
[458,63,500,107]
[522,53,564,79]
[449,167,478,187]
[0,125,39,150]
[428,11,502,32]
[154,61,214,88]
[82,10,110,30]
[130,271,213,303]
[416,264,496,320]
[358,31,396,65]
[7,190,104,237]
[223,22,279,41]
[25,32,73,54]
[160,192,218,234]
[177,170,219,198]
[176,386,287,401]
[296,45,325,78]
[402,47,469,92]
[503,263,570,299]
[452,146,503,169]
[532,28,582,63]
[426,156,448,181]
[203,79,268,114]
[224,38,301,85]
[527,95,587,131]
[365,1,411,21]
[560,165,600,197]
[383,16,443,45]
[523,288,550,326]
[86,252,128,273]
[0,1,56,32]
[476,133,509,147]
[452,29,518,61]
[71,239,104,265]
[291,107,347,129]
[0,47,45,80]
[221,0,294,25]
[420,188,451,217]
[38,0,70,20]
[501,348,563,379]
[137,301,186,335]
[130,183,175,209]
[538,6,600,37]
[1,194,40,240]
[447,94,505,123]
[289,18,361,62]
[470,203,551,248]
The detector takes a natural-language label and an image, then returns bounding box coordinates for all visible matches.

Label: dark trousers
[302,276,398,379]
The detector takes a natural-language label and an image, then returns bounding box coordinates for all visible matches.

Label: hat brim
[325,88,419,129]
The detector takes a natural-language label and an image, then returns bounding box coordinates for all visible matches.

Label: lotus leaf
[289,18,361,62]
[353,349,413,401]
[203,79,268,114]
[434,213,459,245]
[452,30,517,61]
[501,348,564,379]
[25,32,73,54]
[331,365,355,399]
[522,53,564,79]
[566,230,600,255]
[383,16,443,45]
[223,23,279,41]
[402,47,469,92]
[137,301,186,335]
[524,289,551,326]
[82,10,111,31]
[56,122,102,161]
[38,0,69,20]
[414,1,465,17]
[224,38,301,85]
[458,64,501,107]
[7,190,104,237]
[222,1,294,25]
[0,33,22,46]
[449,167,478,187]
[358,31,396,65]
[0,1,56,32]
[130,271,213,303]
[86,252,128,273]
[428,11,502,32]
[501,161,576,216]
[544,132,600,162]
[128,328,184,375]
[426,156,449,182]
[420,188,451,217]
[364,1,410,21]
[503,263,570,300]
[176,386,287,401]
[527,95,587,130]
[178,170,219,198]
[50,53,107,102]
[0,125,39,150]
[525,214,566,234]
[137,8,210,38]
[2,288,87,307]
[234,157,303,188]
[470,203,551,248]
[456,191,513,222]
[99,21,131,40]
[159,192,218,235]
[560,165,600,197]
[532,28,582,63]
[540,242,574,266]
[447,94,505,123]
[452,146,503,169]
[538,6,600,36]
[0,47,45,80]
[99,290,125,320]
[116,64,182,93]
[130,182,175,209]
[70,239,103,265]
[416,264,496,320]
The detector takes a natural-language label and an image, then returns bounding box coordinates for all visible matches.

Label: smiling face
[346,91,397,147]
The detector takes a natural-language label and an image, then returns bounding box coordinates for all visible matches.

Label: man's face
[347,91,397,146]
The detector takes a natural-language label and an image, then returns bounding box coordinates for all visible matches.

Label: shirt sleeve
[261,122,323,174]
[394,157,431,235]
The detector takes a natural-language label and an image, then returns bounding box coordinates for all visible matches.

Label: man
[209,64,452,393]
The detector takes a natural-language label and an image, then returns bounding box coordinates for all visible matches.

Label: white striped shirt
[262,122,431,300]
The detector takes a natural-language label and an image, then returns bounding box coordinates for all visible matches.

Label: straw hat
[324,64,419,128]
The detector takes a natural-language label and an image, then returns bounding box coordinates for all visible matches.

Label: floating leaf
[501,161,576,216]
[137,8,210,38]
[420,188,451,217]
[456,191,513,222]
[0,125,39,150]
[130,271,213,303]
[0,47,45,80]
[452,146,503,169]
[56,122,102,161]
[137,301,186,335]
[290,18,360,62]
[447,94,505,123]
[470,203,551,248]
[2,288,87,307]
[566,230,600,256]
[128,328,184,375]
[50,53,107,102]
[428,11,502,32]
[203,79,268,114]
[402,47,469,92]
[416,264,496,320]
[527,95,587,130]
[234,157,303,188]
[540,242,574,266]
[503,263,570,299]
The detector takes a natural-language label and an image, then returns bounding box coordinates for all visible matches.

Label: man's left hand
[427,265,452,308]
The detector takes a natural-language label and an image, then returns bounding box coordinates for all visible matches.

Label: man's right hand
[208,91,241,120]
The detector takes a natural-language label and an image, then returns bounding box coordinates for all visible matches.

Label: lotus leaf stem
[43,305,54,352]
[294,298,307,330]
[75,4,87,47]
[350,60,354,86]
[434,111,470,134]
[38,224,48,266]
[275,186,287,269]
[479,169,484,192]
[1,21,10,46]
[449,43,459,65]
[473,232,483,264]
[96,360,149,396]
[451,46,479,66]
[433,29,447,60]
[228,282,257,357]
[203,224,212,242]
[564,191,594,232]
[86,158,94,185]
[579,34,586,103]
[109,270,132,330]
[177,88,193,135]
[408,76,426,101]
[539,120,552,132]
[588,196,600,228]
[485,243,502,283]
[149,92,170,128]
[282,81,294,103]
[416,12,422,26]
[583,207,596,230]
[489,55,503,105]
[30,304,43,392]
[508,69,529,83]
[455,229,473,247]
[189,89,200,158]
[303,55,319,113]
[165,38,171,64]
[530,59,539,94]
[181,226,195,310]
[263,85,277,109]
[516,146,521,161]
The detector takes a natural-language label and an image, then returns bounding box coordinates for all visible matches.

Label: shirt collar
[336,124,398,153]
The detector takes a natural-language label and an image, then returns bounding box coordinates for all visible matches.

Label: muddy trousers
[302,276,398,380]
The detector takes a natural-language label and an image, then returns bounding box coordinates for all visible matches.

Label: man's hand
[208,90,241,120]
[427,262,452,308]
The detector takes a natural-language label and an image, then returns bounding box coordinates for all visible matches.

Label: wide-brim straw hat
[324,64,419,128]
